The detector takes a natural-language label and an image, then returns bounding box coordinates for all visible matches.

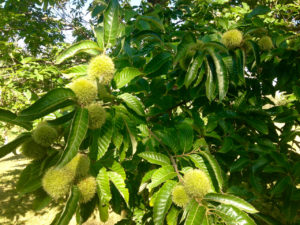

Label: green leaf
[153,180,177,225]
[94,26,105,50]
[118,93,145,116]
[47,110,75,126]
[148,165,177,191]
[270,176,291,197]
[110,161,126,180]
[32,192,52,211]
[139,169,156,193]
[176,120,194,152]
[207,48,228,101]
[174,33,195,66]
[56,108,89,168]
[18,88,76,121]
[55,186,80,225]
[137,15,165,32]
[62,65,88,79]
[97,117,113,160]
[215,204,257,225]
[108,171,129,206]
[55,41,101,64]
[185,199,205,225]
[114,67,142,88]
[246,40,260,67]
[0,132,31,158]
[246,5,270,19]
[199,151,224,192]
[98,200,109,222]
[166,206,180,225]
[185,54,205,88]
[144,52,171,74]
[205,59,216,101]
[244,117,268,134]
[124,119,137,155]
[0,109,32,130]
[96,167,112,203]
[16,160,42,195]
[78,197,97,224]
[103,0,119,46]
[204,193,258,213]
[138,151,171,166]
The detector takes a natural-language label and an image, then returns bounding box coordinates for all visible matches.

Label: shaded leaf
[139,151,171,166]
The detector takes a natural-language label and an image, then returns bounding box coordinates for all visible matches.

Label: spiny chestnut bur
[21,138,47,160]
[87,54,115,84]
[69,78,97,106]
[183,169,212,199]
[32,122,58,147]
[86,102,106,129]
[258,36,274,51]
[172,184,190,207]
[222,29,243,49]
[65,153,90,179]
[77,176,96,203]
[42,167,74,200]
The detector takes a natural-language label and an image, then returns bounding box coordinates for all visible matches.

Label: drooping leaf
[215,204,257,225]
[56,108,89,168]
[199,151,224,192]
[108,171,129,206]
[62,65,88,79]
[176,120,194,152]
[55,186,80,225]
[0,109,32,130]
[153,180,177,225]
[205,59,216,101]
[139,169,156,193]
[97,117,113,160]
[174,33,196,66]
[0,132,31,158]
[110,161,126,180]
[47,110,75,126]
[204,193,258,213]
[166,206,180,225]
[144,52,171,74]
[118,93,145,116]
[94,26,105,50]
[114,67,142,88]
[148,165,177,191]
[98,199,109,222]
[207,48,228,101]
[184,199,206,225]
[137,15,165,32]
[97,167,112,203]
[18,88,76,121]
[138,151,171,166]
[184,54,205,88]
[246,40,260,68]
[55,41,101,64]
[246,5,271,19]
[103,0,119,46]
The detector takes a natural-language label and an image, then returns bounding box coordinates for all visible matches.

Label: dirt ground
[0,153,122,225]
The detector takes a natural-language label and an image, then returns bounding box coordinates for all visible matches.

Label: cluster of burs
[20,54,115,203]
[172,169,212,207]
[221,29,274,51]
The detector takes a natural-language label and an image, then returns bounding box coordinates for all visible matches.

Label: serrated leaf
[114,67,142,88]
[184,199,205,225]
[94,26,105,50]
[0,132,31,158]
[139,151,171,166]
[139,169,156,193]
[110,161,126,179]
[185,54,205,88]
[18,88,76,121]
[148,165,177,191]
[96,167,112,203]
[215,204,257,225]
[55,186,80,225]
[103,0,119,46]
[270,176,291,197]
[56,108,89,168]
[205,59,216,101]
[176,120,194,152]
[55,41,101,64]
[153,180,177,225]
[199,151,224,192]
[137,15,165,32]
[204,193,258,213]
[124,119,137,155]
[62,65,88,78]
[108,171,129,205]
[246,40,260,68]
[118,93,145,116]
[207,48,228,101]
[98,200,109,222]
[97,117,113,160]
[144,52,171,74]
[246,5,270,19]
[244,117,268,134]
[174,33,195,66]
[167,206,180,225]
[47,110,75,126]
[0,109,32,130]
